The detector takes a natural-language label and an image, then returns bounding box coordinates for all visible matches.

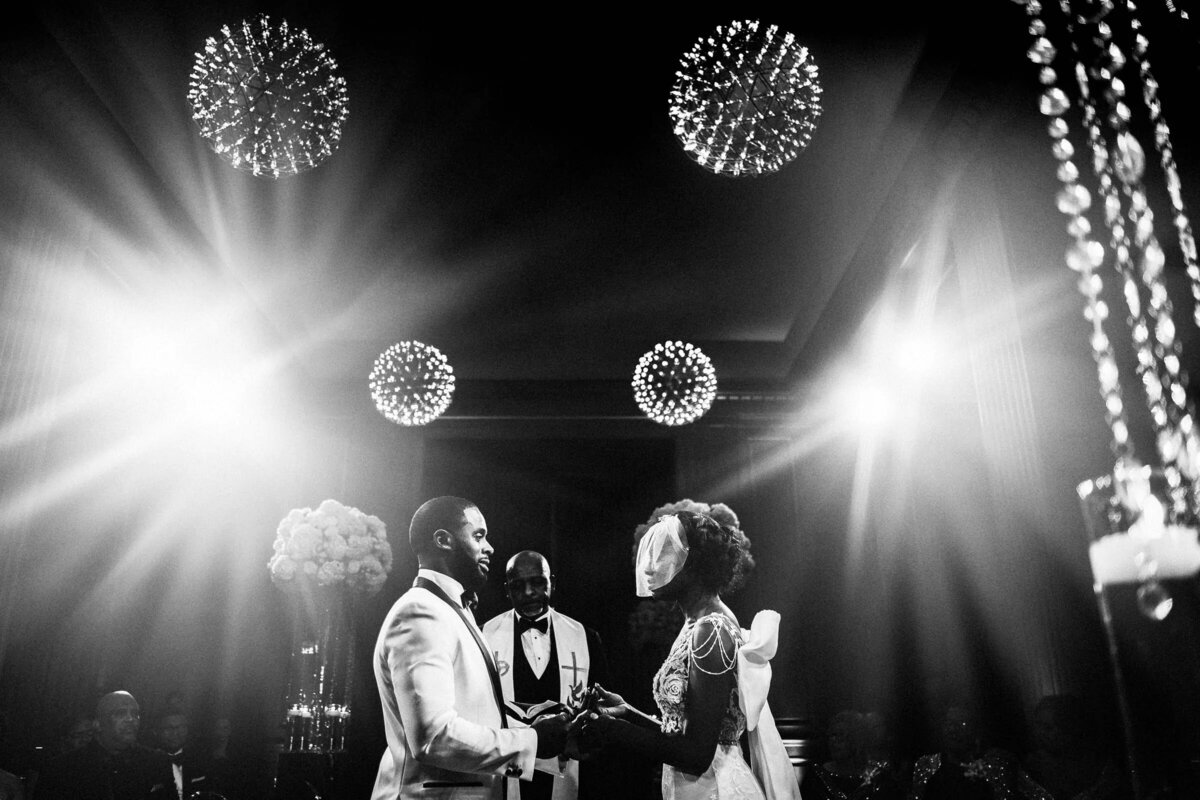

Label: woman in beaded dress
[800,710,903,800]
[576,511,801,800]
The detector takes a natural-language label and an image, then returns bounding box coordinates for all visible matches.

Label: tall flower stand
[1078,465,1200,799]
[267,499,392,799]
[274,586,358,800]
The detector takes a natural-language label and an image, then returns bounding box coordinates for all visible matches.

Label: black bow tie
[168,751,184,767]
[461,591,478,612]
[517,616,548,635]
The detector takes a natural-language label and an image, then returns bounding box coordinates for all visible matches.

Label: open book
[504,699,568,727]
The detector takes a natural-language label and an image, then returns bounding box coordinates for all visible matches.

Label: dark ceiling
[1,2,1061,411]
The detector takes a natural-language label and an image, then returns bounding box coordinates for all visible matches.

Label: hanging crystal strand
[1132,38,1200,331]
[1161,0,1190,21]
[1061,4,1162,466]
[1054,0,1194,496]
[1107,2,1200,499]
[1081,12,1185,477]
[1019,0,1134,462]
[1126,1,1200,329]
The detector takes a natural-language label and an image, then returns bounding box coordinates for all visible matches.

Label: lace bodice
[653,612,746,745]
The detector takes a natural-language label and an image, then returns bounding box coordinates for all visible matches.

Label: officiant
[483,550,610,800]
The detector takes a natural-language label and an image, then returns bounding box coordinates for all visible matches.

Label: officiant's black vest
[512,621,559,800]
[512,622,560,704]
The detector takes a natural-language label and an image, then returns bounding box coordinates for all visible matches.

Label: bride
[575,510,801,800]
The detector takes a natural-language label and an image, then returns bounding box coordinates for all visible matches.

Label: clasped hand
[562,684,628,760]
[533,684,630,760]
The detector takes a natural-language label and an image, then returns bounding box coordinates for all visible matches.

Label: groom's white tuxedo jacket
[371,569,538,800]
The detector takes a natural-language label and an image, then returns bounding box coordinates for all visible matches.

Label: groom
[371,496,571,799]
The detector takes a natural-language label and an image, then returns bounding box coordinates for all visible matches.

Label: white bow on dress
[738,610,803,800]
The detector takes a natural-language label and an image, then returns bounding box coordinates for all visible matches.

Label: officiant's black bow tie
[461,591,479,613]
[517,616,548,635]
[168,751,184,767]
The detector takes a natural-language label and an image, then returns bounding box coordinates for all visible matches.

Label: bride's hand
[590,684,628,718]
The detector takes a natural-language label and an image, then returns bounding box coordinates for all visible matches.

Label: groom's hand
[563,711,604,761]
[532,712,570,758]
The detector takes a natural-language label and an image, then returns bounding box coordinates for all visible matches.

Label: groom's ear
[433,529,453,550]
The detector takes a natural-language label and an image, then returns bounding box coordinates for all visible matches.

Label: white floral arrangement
[268,499,393,595]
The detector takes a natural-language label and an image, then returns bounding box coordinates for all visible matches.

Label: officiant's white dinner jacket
[371,568,538,800]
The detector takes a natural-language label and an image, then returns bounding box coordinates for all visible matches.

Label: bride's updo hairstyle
[677,510,755,595]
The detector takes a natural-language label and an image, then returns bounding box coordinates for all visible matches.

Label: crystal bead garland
[1018,0,1134,462]
[1090,4,1197,487]
[1128,3,1200,331]
[1019,0,1200,488]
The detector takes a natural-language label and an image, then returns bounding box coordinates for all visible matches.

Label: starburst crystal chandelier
[632,341,718,426]
[369,341,455,426]
[188,14,349,178]
[669,19,822,177]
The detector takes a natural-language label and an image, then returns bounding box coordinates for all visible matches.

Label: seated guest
[60,715,99,754]
[1019,694,1127,800]
[0,709,26,799]
[205,715,256,800]
[35,690,174,800]
[152,710,220,800]
[863,710,908,786]
[911,705,1023,800]
[801,709,903,800]
[0,767,23,800]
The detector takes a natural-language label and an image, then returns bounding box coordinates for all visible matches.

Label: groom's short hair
[409,496,477,554]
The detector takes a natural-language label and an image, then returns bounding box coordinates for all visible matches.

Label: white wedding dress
[653,611,801,800]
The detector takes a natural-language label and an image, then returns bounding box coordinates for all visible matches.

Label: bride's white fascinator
[634,514,690,597]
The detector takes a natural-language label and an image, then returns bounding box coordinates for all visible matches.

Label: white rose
[375,540,393,570]
[346,535,372,560]
[324,535,348,562]
[316,499,344,517]
[316,561,346,585]
[269,555,298,581]
[289,526,322,561]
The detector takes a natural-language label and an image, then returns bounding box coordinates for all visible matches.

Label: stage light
[892,330,947,381]
[79,281,288,458]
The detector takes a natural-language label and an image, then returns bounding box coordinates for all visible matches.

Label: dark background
[4,1,1200,798]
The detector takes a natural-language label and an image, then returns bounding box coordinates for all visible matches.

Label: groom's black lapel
[413,576,508,729]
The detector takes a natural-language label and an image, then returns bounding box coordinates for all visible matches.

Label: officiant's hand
[532,712,570,758]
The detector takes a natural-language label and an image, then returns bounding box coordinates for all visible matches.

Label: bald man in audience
[36,691,174,800]
[483,550,610,800]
